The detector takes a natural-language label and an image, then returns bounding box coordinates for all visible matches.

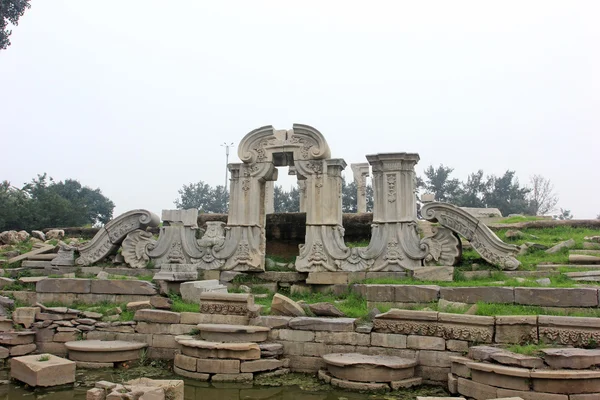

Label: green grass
[497,216,546,224]
[37,354,51,362]
[347,240,370,248]
[506,343,548,356]
[168,293,200,313]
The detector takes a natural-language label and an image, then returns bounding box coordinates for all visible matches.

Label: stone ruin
[75,124,520,273]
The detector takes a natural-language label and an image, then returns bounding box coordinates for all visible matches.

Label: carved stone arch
[237,124,331,167]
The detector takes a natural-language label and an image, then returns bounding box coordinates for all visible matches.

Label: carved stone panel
[122,230,156,269]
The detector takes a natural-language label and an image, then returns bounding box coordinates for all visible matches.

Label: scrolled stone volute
[75,209,160,266]
[421,202,520,270]
[121,229,156,269]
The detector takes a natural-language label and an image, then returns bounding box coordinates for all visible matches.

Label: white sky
[1,1,598,218]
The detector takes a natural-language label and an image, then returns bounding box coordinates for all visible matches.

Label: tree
[174,181,227,213]
[1,0,31,50]
[456,170,487,208]
[0,174,114,231]
[528,175,559,215]
[556,208,573,220]
[482,170,530,216]
[422,165,463,203]
[273,185,299,213]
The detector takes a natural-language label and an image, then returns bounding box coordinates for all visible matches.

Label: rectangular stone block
[306,272,349,285]
[411,266,454,282]
[446,340,469,353]
[148,347,179,359]
[407,335,445,350]
[365,285,395,302]
[457,377,498,399]
[240,359,283,373]
[472,369,530,391]
[287,355,325,373]
[180,312,249,325]
[196,358,240,374]
[394,285,440,303]
[496,388,568,400]
[279,341,329,357]
[152,335,179,348]
[53,331,79,342]
[91,280,157,295]
[36,278,91,294]
[134,309,181,324]
[273,329,315,342]
[514,287,599,307]
[440,286,514,304]
[419,351,460,368]
[314,331,370,346]
[174,354,197,371]
[415,366,450,382]
[253,316,292,329]
[289,317,355,332]
[211,373,252,383]
[450,357,472,379]
[370,333,407,349]
[495,315,538,344]
[35,342,67,356]
[10,354,76,387]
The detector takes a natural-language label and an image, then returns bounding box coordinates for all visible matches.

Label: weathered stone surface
[308,302,345,317]
[65,340,147,362]
[91,280,157,295]
[457,377,498,399]
[495,315,538,344]
[13,307,40,328]
[411,266,454,282]
[126,301,152,312]
[178,339,260,360]
[446,340,469,353]
[491,351,545,369]
[496,388,567,400]
[546,239,576,254]
[271,293,306,317]
[306,272,350,285]
[11,354,76,387]
[515,287,598,307]
[0,331,35,345]
[253,316,291,329]
[173,366,210,381]
[211,373,253,383]
[134,309,181,324]
[180,280,227,303]
[196,324,270,343]
[78,361,113,369]
[150,296,173,310]
[10,343,37,356]
[196,358,240,374]
[36,278,91,294]
[440,286,514,304]
[542,348,600,369]
[199,292,254,316]
[180,312,249,326]
[289,317,355,332]
[330,375,390,392]
[407,335,445,350]
[531,369,600,394]
[324,353,416,383]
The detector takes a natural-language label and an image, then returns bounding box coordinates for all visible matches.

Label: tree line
[0,174,115,232]
[175,165,572,218]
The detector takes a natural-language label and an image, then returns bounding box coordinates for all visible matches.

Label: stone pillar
[298,180,307,213]
[361,153,426,271]
[295,159,351,272]
[351,163,370,213]
[265,181,275,214]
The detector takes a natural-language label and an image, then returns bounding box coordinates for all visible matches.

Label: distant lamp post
[221,142,235,194]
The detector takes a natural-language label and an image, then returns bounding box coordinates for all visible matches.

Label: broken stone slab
[468,346,506,362]
[36,278,91,294]
[288,317,356,332]
[126,301,152,312]
[514,287,598,307]
[7,244,54,264]
[323,353,416,383]
[10,343,37,356]
[270,293,306,317]
[0,331,35,346]
[153,264,199,282]
[196,324,270,343]
[50,245,75,266]
[12,307,40,328]
[150,296,173,310]
[410,266,454,282]
[490,351,545,369]
[258,342,283,358]
[134,309,181,324]
[65,340,148,363]
[308,302,346,317]
[180,280,227,303]
[177,338,261,360]
[546,239,576,254]
[542,348,600,369]
[91,280,157,295]
[126,378,184,400]
[11,354,76,387]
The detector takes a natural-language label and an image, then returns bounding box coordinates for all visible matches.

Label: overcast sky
[1,1,598,219]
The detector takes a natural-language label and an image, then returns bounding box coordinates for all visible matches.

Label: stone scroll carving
[75,209,160,266]
[421,202,520,270]
[121,230,156,269]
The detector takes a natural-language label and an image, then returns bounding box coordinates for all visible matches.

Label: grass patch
[347,240,370,248]
[498,216,546,224]
[168,293,200,313]
[37,354,51,362]
[507,343,548,356]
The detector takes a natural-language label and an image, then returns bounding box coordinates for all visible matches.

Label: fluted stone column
[351,163,370,213]
[265,181,275,214]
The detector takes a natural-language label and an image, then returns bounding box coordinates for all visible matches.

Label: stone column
[298,180,307,213]
[295,159,351,271]
[265,181,275,214]
[361,153,426,271]
[351,163,370,213]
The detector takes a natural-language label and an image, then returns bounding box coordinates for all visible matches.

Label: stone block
[390,377,422,390]
[240,359,283,373]
[134,309,181,324]
[152,334,179,349]
[35,342,67,356]
[365,285,395,302]
[495,315,538,344]
[457,377,498,399]
[446,340,469,353]
[419,350,459,367]
[13,307,40,328]
[180,280,227,303]
[148,347,179,359]
[330,376,390,392]
[194,358,240,374]
[411,266,454,281]
[36,278,91,293]
[10,343,37,356]
[10,354,76,387]
[287,355,325,373]
[471,369,530,391]
[180,312,248,325]
[394,285,440,303]
[253,316,292,329]
[179,339,260,360]
[288,317,355,332]
[54,331,79,342]
[370,332,407,348]
[515,287,598,307]
[440,286,514,304]
[496,388,567,400]
[127,301,152,312]
[279,341,329,357]
[450,356,472,379]
[87,387,106,400]
[173,366,210,381]
[91,280,158,295]
[211,373,253,383]
[270,293,305,317]
[415,366,450,382]
[306,272,350,285]
[407,335,445,350]
[314,331,370,346]
[448,373,458,394]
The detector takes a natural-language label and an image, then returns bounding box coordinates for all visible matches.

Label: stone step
[180,280,228,303]
[64,340,147,363]
[196,323,270,343]
[176,337,260,360]
[21,260,52,268]
[27,254,57,261]
[542,348,600,369]
[323,353,417,383]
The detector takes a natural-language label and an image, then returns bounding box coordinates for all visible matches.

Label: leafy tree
[273,185,299,213]
[422,165,462,203]
[342,178,357,213]
[528,175,559,215]
[456,170,487,208]
[556,208,573,220]
[0,174,114,231]
[174,181,227,213]
[482,170,530,216]
[1,0,30,50]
